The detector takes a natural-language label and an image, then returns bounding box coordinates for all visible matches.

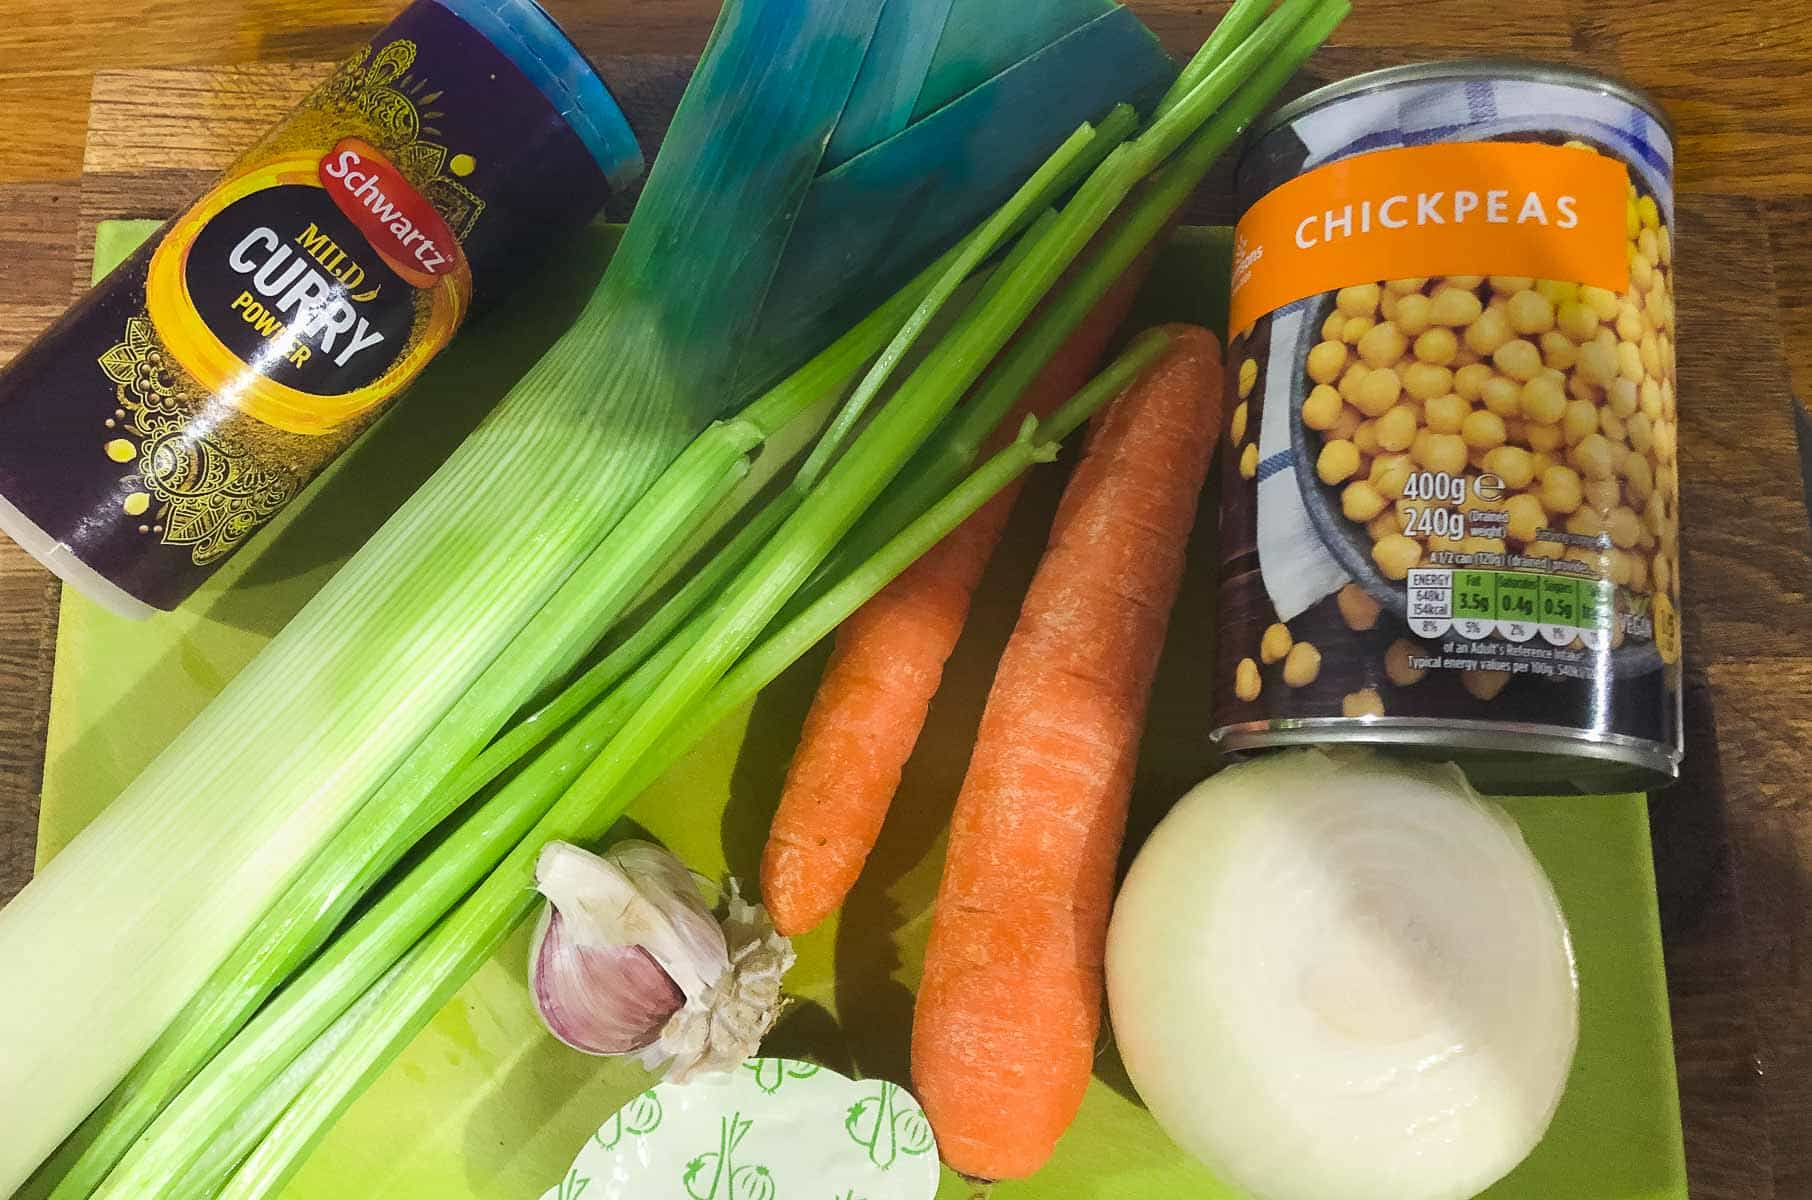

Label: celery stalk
[1152,0,1271,117]
[566,338,1176,824]
[162,954,421,1200]
[470,206,1068,781]
[708,330,1179,723]
[212,145,1161,1200]
[151,333,1153,1200]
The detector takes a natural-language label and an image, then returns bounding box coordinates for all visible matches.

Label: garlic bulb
[529,840,795,1081]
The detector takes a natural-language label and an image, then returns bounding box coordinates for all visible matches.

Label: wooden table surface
[1,3,1809,1198]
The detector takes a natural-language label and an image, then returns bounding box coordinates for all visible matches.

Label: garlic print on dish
[544,1059,938,1200]
[844,1081,934,1170]
[684,1112,776,1200]
[593,1089,663,1150]
[745,1059,820,1094]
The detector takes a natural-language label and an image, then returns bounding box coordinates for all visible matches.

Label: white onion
[1106,748,1578,1200]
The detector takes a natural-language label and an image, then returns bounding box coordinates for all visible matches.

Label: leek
[48,96,1109,1200]
[43,297,840,1200]
[912,0,1123,119]
[831,0,1313,575]
[822,0,958,165]
[747,4,1174,384]
[81,211,1094,1199]
[787,122,1096,491]
[0,0,900,1189]
[10,1,1344,1193]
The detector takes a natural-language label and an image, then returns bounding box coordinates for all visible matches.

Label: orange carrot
[760,264,1153,937]
[910,324,1223,1181]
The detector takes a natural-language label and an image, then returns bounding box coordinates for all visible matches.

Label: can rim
[1211,715,1681,791]
[1249,58,1674,147]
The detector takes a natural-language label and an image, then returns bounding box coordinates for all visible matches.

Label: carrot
[759,263,1153,937]
[909,324,1223,1181]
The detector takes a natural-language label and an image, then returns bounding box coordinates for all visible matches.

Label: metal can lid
[1250,57,1674,148]
[435,0,645,192]
[1212,717,1681,795]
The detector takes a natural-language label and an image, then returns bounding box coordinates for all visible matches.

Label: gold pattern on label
[97,317,296,564]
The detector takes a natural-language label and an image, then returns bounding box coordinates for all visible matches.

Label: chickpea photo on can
[1320,266,1672,592]
[1271,167,1679,711]
[1226,173,1677,719]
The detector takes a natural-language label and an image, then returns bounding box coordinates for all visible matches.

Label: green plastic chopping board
[34,222,1687,1200]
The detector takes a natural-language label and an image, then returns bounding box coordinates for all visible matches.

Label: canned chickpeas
[1214,61,1681,793]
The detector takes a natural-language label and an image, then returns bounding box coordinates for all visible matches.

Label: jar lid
[435,0,645,192]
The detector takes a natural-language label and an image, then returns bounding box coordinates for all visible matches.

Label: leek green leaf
[744,4,1175,393]
[913,0,1118,120]
[823,0,957,166]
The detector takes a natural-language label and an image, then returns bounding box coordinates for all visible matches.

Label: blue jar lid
[434,0,645,191]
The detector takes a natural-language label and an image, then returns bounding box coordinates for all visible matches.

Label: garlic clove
[603,841,730,997]
[529,841,726,1056]
[530,906,684,1054]
[532,841,728,998]
[529,840,795,1079]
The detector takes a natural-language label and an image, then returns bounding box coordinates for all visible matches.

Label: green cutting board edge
[36,221,1687,1200]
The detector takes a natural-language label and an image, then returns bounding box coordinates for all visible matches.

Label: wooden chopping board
[9,54,1812,1199]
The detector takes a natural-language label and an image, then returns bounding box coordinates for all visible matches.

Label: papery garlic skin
[529,841,794,1080]
[654,887,797,1082]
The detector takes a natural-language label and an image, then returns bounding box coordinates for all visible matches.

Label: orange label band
[1229,142,1632,337]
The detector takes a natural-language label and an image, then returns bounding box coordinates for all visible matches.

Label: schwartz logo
[319,137,464,286]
